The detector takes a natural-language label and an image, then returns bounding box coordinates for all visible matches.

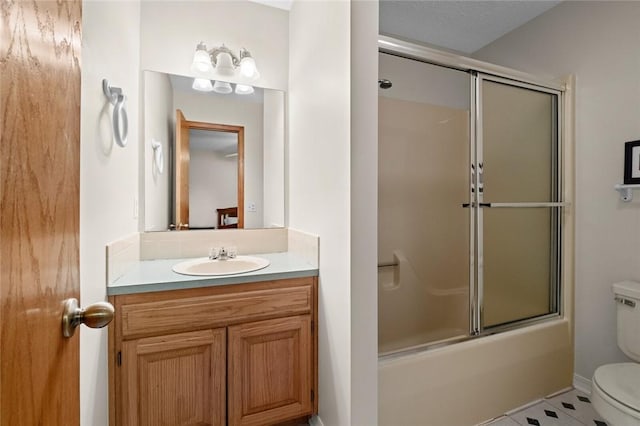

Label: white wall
[289,1,351,424]
[173,91,264,228]
[474,1,640,383]
[350,1,379,424]
[189,148,238,228]
[139,1,288,91]
[80,2,141,425]
[289,3,379,424]
[143,71,173,231]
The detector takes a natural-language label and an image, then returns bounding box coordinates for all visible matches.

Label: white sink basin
[172,256,270,276]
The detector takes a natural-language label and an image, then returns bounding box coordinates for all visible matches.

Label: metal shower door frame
[378,35,569,358]
[472,73,566,335]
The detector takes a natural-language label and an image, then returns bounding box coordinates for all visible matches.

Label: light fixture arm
[239,48,252,61]
[208,44,240,67]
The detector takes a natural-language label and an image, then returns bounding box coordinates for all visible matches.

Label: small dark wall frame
[624,140,640,184]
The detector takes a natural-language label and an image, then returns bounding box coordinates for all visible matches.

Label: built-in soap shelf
[614,184,640,202]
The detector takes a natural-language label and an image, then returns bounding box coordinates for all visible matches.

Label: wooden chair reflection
[217,207,238,229]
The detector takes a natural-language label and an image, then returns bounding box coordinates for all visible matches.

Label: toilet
[592,281,640,426]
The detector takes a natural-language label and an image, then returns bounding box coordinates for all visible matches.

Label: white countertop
[108,252,318,295]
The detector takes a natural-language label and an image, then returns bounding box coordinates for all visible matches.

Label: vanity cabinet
[108,277,318,426]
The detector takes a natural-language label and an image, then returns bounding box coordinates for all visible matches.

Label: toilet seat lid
[594,363,640,412]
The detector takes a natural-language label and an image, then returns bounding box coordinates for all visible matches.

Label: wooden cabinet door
[228,315,312,426]
[122,328,226,426]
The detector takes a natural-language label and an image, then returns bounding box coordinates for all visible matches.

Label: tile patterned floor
[483,389,609,426]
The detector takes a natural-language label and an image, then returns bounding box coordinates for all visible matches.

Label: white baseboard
[573,373,592,395]
[309,415,324,426]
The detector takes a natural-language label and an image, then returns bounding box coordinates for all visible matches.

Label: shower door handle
[478,202,569,208]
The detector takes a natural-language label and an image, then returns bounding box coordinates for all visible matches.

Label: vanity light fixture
[191,42,259,96]
[190,42,260,80]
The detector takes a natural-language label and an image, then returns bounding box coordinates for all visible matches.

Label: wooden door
[228,316,312,426]
[122,329,226,426]
[175,109,191,229]
[0,1,82,425]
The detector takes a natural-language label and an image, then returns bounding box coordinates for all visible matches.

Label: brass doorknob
[62,298,114,338]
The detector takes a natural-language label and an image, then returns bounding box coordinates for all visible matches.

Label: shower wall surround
[378,96,470,353]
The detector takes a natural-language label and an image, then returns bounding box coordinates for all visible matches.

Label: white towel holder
[102,79,128,147]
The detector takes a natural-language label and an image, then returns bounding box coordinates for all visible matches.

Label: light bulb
[234,84,254,95]
[215,52,235,76]
[191,43,212,74]
[192,78,213,92]
[239,56,257,79]
[212,80,233,94]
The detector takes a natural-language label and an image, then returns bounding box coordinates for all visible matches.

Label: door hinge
[117,351,122,367]
[311,389,314,402]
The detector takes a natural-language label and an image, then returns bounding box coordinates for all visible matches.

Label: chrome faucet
[209,246,237,260]
[218,247,229,260]
[209,247,229,261]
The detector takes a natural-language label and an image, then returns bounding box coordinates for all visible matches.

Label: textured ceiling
[380,1,561,54]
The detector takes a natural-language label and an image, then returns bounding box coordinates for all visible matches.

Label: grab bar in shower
[378,261,399,268]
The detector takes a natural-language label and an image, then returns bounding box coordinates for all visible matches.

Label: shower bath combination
[376,34,573,426]
[377,38,566,357]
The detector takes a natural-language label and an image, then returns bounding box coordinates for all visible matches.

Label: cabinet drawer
[120,285,312,339]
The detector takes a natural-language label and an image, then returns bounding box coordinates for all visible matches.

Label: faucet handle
[217,247,229,260]
[209,247,220,260]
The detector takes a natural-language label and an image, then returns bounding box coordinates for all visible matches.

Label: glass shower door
[476,76,562,331]
[378,53,472,354]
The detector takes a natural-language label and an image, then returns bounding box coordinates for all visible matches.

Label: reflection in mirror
[190,129,239,229]
[143,70,285,231]
[175,111,244,230]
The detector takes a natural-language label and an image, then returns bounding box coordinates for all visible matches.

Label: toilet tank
[613,281,640,361]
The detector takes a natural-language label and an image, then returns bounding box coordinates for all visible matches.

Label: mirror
[143,70,285,231]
